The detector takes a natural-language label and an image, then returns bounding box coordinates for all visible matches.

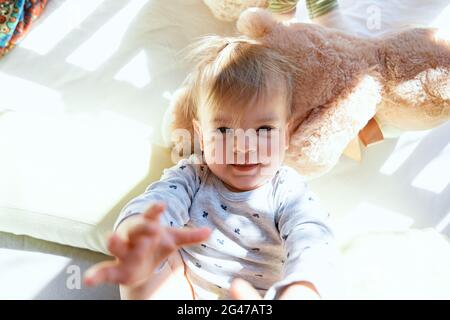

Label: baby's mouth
[229,163,261,172]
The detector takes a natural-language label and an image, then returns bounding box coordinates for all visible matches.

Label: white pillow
[0,112,173,253]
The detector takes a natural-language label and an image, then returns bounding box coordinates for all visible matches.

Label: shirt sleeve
[113,156,202,231]
[265,168,341,299]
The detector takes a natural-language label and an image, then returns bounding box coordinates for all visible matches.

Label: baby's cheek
[257,136,272,163]
[204,136,233,165]
[260,162,281,177]
[203,141,221,165]
[258,134,286,165]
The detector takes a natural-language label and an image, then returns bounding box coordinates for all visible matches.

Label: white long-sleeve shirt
[114,155,340,299]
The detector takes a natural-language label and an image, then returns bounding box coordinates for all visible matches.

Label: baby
[84,36,339,300]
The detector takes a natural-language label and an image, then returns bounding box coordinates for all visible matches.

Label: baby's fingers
[83,261,124,287]
[169,227,211,247]
[128,222,159,243]
[107,233,128,260]
[143,202,166,222]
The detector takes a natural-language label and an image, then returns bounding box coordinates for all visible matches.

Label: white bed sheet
[0,231,119,299]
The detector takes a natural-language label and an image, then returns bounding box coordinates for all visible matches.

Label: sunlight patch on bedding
[162,91,173,101]
[0,249,70,299]
[113,50,151,88]
[0,72,64,113]
[431,4,450,41]
[379,130,431,176]
[100,110,154,139]
[66,0,149,71]
[411,143,450,194]
[435,212,450,233]
[20,0,106,55]
[342,229,450,299]
[335,201,414,246]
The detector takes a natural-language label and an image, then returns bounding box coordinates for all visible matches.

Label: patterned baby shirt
[114,155,340,299]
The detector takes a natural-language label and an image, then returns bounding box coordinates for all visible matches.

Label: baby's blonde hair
[181,35,295,126]
[172,35,296,155]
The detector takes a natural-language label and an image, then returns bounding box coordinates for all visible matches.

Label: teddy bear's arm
[374,28,450,130]
[285,75,382,177]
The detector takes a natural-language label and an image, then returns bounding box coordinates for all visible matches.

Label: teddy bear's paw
[237,7,277,38]
[204,0,268,22]
[287,75,382,178]
[377,67,450,130]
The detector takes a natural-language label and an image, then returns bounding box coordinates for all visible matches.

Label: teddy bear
[169,8,450,178]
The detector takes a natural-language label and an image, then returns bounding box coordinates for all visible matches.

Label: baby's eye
[216,127,231,134]
[257,126,274,133]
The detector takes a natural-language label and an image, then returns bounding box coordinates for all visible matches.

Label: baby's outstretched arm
[264,168,341,300]
[83,202,210,289]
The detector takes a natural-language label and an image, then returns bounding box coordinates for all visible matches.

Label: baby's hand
[83,202,210,288]
[230,279,320,300]
[230,279,263,300]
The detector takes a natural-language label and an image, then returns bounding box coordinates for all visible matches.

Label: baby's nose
[233,134,258,154]
[231,134,258,164]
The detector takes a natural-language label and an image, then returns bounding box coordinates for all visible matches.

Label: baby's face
[194,91,290,192]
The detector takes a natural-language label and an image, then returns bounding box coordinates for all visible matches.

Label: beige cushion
[0,112,173,253]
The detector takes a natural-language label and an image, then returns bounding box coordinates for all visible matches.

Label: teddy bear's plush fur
[171,8,450,177]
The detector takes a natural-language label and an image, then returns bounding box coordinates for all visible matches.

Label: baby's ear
[192,119,200,135]
[285,120,292,149]
[192,119,204,151]
[170,86,196,154]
